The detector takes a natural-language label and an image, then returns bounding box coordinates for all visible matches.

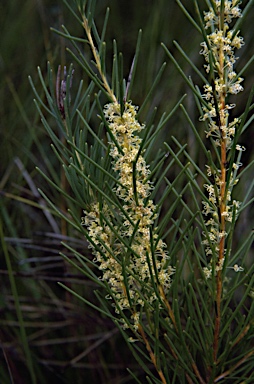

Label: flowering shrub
[83,102,175,330]
[32,0,254,382]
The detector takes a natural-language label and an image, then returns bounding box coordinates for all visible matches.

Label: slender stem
[232,323,251,348]
[214,350,254,382]
[138,324,167,384]
[159,284,177,329]
[82,17,117,103]
[213,135,227,362]
[159,285,206,384]
[213,8,227,363]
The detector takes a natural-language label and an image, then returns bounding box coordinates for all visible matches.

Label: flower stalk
[79,10,175,382]
[82,16,117,103]
[199,0,245,366]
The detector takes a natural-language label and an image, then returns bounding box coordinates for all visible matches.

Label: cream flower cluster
[200,1,245,275]
[200,3,244,142]
[204,1,242,29]
[83,102,174,329]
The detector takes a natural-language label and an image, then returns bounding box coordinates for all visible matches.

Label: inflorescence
[83,102,174,329]
[200,0,245,277]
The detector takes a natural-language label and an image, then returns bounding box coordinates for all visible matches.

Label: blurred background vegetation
[1,1,253,383]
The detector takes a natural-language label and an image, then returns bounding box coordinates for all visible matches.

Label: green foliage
[1,0,254,383]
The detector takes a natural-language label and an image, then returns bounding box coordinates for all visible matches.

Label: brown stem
[159,285,206,384]
[232,323,251,348]
[138,324,167,384]
[214,350,254,382]
[213,139,226,361]
[213,14,227,362]
[159,285,177,329]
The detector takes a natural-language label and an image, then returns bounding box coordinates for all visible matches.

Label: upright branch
[79,10,175,383]
[82,16,117,103]
[199,0,245,365]
[82,102,175,330]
